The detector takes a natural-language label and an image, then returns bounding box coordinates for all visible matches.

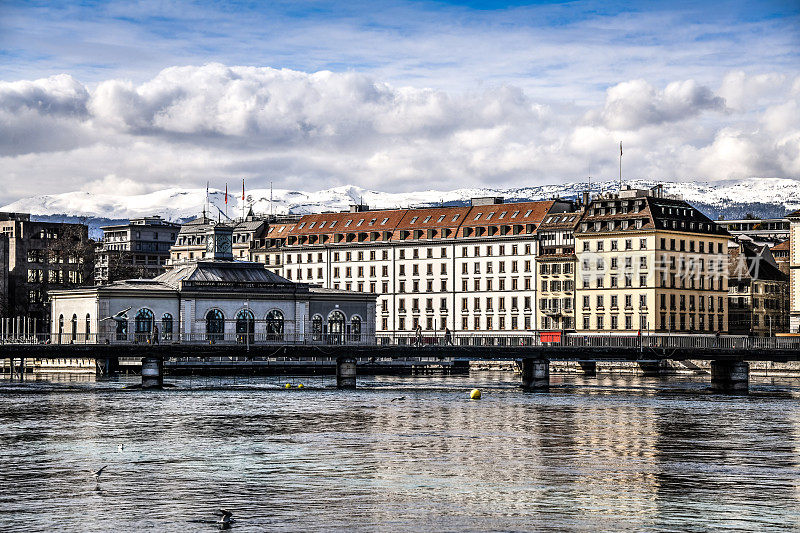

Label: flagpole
[619,141,623,192]
[225,182,228,220]
[242,178,246,220]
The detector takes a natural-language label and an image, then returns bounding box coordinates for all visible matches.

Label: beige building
[786,210,800,332]
[575,187,731,334]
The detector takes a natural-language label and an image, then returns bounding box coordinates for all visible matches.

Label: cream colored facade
[787,214,800,332]
[575,190,731,334]
[576,231,730,333]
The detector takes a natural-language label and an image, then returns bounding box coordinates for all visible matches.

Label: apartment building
[536,208,583,330]
[247,198,575,336]
[0,234,8,317]
[786,210,800,332]
[727,241,788,335]
[575,187,731,334]
[95,216,180,283]
[0,212,94,331]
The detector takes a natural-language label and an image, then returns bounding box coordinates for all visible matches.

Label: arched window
[236,309,255,344]
[350,315,362,342]
[58,314,64,344]
[85,313,91,342]
[206,309,225,343]
[311,314,323,341]
[135,308,154,343]
[328,310,345,344]
[70,314,77,343]
[266,309,284,341]
[162,313,173,341]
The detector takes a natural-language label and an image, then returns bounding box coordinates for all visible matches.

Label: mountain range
[2,178,797,238]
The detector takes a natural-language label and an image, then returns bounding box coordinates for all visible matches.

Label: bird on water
[217,509,234,528]
[92,466,107,481]
[390,396,406,402]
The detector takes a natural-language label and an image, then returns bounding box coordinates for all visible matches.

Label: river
[1,372,799,531]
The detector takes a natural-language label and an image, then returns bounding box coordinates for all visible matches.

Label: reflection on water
[1,373,799,531]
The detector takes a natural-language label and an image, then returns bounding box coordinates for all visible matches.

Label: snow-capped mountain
[2,178,798,237]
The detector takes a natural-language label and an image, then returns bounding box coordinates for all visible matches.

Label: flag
[620,141,623,156]
[225,183,228,204]
[242,178,245,200]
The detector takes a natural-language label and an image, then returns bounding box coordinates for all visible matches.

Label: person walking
[444,327,453,346]
[415,324,423,347]
[152,324,160,345]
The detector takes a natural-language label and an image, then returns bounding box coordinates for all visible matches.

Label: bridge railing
[8,331,800,351]
[12,331,378,347]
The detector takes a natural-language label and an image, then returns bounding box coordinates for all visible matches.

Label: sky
[0,0,799,204]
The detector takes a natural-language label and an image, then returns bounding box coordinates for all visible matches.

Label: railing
[6,331,800,351]
[0,332,377,346]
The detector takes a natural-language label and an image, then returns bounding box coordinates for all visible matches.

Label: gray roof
[154,260,292,288]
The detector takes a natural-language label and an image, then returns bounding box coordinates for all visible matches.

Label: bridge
[3,333,800,393]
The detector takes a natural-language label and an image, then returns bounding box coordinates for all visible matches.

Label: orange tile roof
[461,200,554,228]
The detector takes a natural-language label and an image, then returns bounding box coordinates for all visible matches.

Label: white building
[50,224,376,344]
[250,197,578,339]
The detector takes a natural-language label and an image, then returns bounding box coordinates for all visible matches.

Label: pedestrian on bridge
[444,327,453,346]
[415,324,423,347]
[152,324,159,345]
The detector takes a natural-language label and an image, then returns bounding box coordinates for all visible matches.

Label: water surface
[1,372,799,531]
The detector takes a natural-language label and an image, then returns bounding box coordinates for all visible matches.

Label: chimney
[582,191,589,206]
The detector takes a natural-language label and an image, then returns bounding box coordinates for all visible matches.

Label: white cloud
[0,64,798,205]
[595,79,726,130]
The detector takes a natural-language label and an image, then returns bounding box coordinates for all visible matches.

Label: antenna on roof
[618,141,623,192]
[270,181,273,218]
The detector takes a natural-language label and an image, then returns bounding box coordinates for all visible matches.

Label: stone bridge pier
[710,360,749,393]
[336,356,357,389]
[521,358,550,390]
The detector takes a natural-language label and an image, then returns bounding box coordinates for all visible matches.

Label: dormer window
[381,218,388,225]
[369,219,376,226]
[329,221,337,228]
[345,220,352,227]
[525,209,532,217]
[410,216,418,224]
[319,221,326,228]
[452,214,460,222]
[357,219,364,226]
[309,222,315,228]
[486,213,494,220]
[299,222,306,229]
[474,214,482,220]
[499,212,506,219]
[437,215,445,222]
[423,216,431,223]
[512,211,519,218]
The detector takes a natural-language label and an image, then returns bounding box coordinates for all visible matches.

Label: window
[236,309,255,344]
[161,313,173,341]
[206,309,225,343]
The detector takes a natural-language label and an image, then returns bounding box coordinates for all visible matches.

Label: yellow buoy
[297,383,304,389]
[470,388,481,400]
[285,383,292,389]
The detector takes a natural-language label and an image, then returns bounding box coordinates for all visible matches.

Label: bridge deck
[2,342,799,362]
